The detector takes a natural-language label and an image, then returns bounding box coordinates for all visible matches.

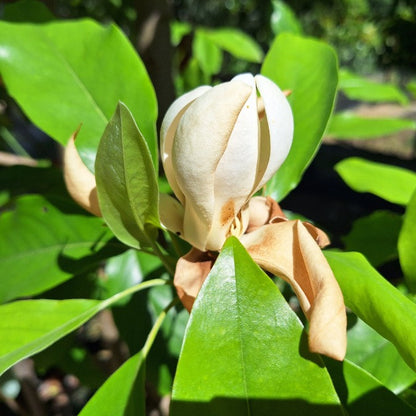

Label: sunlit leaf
[335,157,416,206]
[339,69,408,105]
[95,102,159,250]
[327,112,416,139]
[270,0,303,35]
[171,237,344,415]
[193,30,223,75]
[0,194,124,304]
[398,189,416,292]
[262,33,338,201]
[0,19,158,171]
[325,250,416,372]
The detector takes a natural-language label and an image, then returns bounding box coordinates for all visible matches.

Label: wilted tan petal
[174,248,217,312]
[246,196,285,233]
[240,220,346,360]
[64,134,101,217]
[302,222,331,248]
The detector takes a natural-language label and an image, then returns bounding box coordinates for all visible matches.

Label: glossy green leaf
[0,19,157,171]
[202,28,263,63]
[95,102,159,250]
[78,351,145,416]
[347,317,416,393]
[171,237,343,415]
[325,250,416,372]
[262,34,338,201]
[342,210,402,267]
[0,279,166,376]
[327,358,416,415]
[335,158,416,206]
[339,69,408,105]
[0,194,124,304]
[327,112,416,139]
[398,189,416,292]
[2,0,54,22]
[193,30,223,75]
[270,0,303,35]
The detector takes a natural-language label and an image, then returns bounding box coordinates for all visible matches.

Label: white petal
[160,85,211,204]
[173,80,253,251]
[254,74,294,189]
[159,193,184,236]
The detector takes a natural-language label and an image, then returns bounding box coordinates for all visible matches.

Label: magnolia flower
[160,74,293,252]
[64,73,347,361]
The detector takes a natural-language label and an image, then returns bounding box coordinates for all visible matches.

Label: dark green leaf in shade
[262,34,338,201]
[325,250,416,372]
[347,316,416,393]
[335,157,416,206]
[342,210,402,267]
[95,102,159,250]
[201,28,264,63]
[398,189,416,292]
[0,19,158,171]
[0,279,166,376]
[339,69,408,105]
[171,237,344,416]
[78,351,146,416]
[270,0,303,35]
[0,194,124,304]
[2,0,54,23]
[327,112,416,139]
[326,358,416,415]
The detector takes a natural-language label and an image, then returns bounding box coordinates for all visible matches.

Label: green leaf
[327,112,416,139]
[327,358,416,415]
[347,317,416,393]
[193,30,223,75]
[270,0,303,35]
[398,189,416,292]
[95,102,159,250]
[342,210,402,267]
[0,19,158,171]
[0,194,124,304]
[201,27,263,63]
[262,34,338,201]
[170,21,192,46]
[78,351,145,416]
[2,0,54,22]
[335,157,416,206]
[325,250,416,372]
[0,279,166,376]
[339,69,408,105]
[171,237,344,416]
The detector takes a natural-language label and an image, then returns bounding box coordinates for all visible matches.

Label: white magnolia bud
[160,74,293,251]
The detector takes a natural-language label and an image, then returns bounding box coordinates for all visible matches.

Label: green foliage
[262,33,338,201]
[171,238,343,415]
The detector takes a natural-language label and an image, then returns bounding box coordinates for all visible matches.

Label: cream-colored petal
[64,134,101,216]
[173,81,253,251]
[159,193,184,236]
[174,248,217,312]
[246,196,285,233]
[254,75,294,190]
[240,220,346,360]
[160,85,211,204]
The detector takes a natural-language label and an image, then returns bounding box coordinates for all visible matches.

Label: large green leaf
[335,157,416,206]
[95,102,159,250]
[342,210,402,267]
[347,317,416,394]
[339,69,408,105]
[0,279,166,376]
[325,250,416,372]
[0,194,124,304]
[0,19,157,171]
[262,34,338,201]
[193,30,223,75]
[327,359,416,415]
[327,112,416,139]
[171,237,343,416]
[398,189,416,292]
